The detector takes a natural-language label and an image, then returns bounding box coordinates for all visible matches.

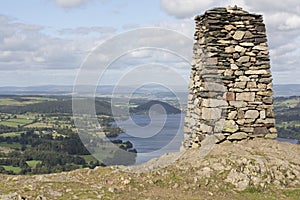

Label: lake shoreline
[112,114,298,165]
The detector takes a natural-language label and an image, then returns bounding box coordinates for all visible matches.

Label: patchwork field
[0,95,133,175]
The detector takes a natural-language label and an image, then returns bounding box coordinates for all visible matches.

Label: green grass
[0,118,34,127]
[21,97,55,101]
[0,98,21,106]
[0,98,39,106]
[8,118,33,124]
[0,97,55,107]
[0,131,25,138]
[0,121,20,128]
[26,160,42,168]
[0,112,73,129]
[276,122,300,128]
[275,98,300,108]
[0,142,22,149]
[80,155,98,164]
[25,122,52,128]
[25,120,72,129]
[16,113,37,120]
[1,165,22,174]
[52,133,67,138]
[281,188,300,200]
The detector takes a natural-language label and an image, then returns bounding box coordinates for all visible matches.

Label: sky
[0,0,299,87]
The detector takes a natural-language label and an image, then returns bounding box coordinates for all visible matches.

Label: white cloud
[243,0,300,15]
[51,0,109,9]
[265,13,300,31]
[0,15,99,72]
[59,26,116,35]
[160,0,214,18]
[52,0,91,8]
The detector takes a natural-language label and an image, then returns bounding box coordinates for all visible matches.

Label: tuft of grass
[25,122,52,128]
[26,160,42,168]
[80,155,98,164]
[243,186,263,193]
[1,165,22,174]
[0,132,24,138]
[282,188,300,200]
[0,142,22,149]
[0,118,33,127]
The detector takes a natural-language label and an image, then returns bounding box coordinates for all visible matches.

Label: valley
[0,95,299,175]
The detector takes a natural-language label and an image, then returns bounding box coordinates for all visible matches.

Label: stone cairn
[183,6,277,149]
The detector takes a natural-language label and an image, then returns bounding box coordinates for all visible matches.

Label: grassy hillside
[0,96,134,175]
[274,96,300,140]
[0,139,299,199]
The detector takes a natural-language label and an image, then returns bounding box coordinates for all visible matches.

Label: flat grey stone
[233,31,245,40]
[227,132,248,140]
[244,110,260,119]
[223,120,239,133]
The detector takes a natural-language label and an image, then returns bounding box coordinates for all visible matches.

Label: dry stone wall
[183,6,277,149]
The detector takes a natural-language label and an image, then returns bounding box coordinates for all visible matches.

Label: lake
[113,114,299,164]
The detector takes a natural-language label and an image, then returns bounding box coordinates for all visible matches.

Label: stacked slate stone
[183,6,277,149]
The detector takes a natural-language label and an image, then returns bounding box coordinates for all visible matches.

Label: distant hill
[273,84,300,96]
[0,84,299,96]
[0,99,113,116]
[131,100,181,114]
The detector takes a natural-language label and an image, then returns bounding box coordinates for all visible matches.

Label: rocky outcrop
[0,139,299,199]
[184,6,277,148]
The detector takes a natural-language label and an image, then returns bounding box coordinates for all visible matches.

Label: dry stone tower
[183,6,277,149]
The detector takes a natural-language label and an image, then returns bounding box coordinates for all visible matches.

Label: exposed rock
[228,111,237,119]
[227,132,248,140]
[254,127,269,135]
[225,46,235,53]
[202,107,222,120]
[232,31,245,40]
[244,110,260,119]
[202,99,228,107]
[223,120,239,133]
[260,110,266,119]
[237,93,255,102]
[0,193,26,200]
[226,92,235,101]
[239,42,254,47]
[229,101,247,108]
[36,196,47,200]
[225,24,236,31]
[108,187,115,193]
[0,139,299,199]
[204,82,226,92]
[237,56,250,63]
[245,70,268,75]
[200,123,213,133]
[213,134,226,143]
[253,45,268,51]
[235,45,245,52]
[265,133,278,139]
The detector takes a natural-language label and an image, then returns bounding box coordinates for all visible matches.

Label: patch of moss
[282,188,300,200]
